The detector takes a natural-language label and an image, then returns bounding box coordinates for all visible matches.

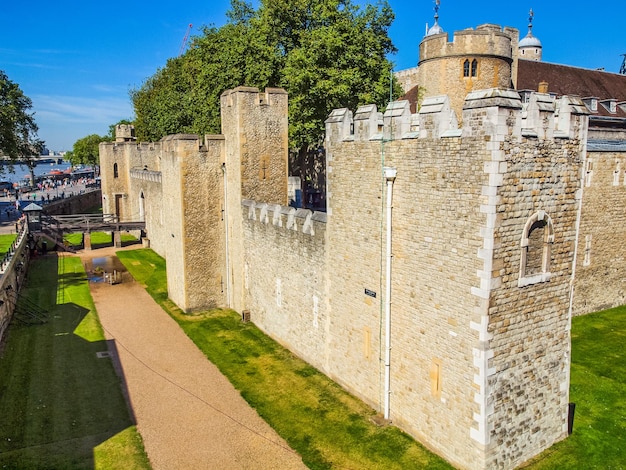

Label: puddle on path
[84,256,128,283]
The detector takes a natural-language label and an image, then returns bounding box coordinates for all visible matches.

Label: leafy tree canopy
[66,134,108,166]
[0,70,44,165]
[131,0,402,150]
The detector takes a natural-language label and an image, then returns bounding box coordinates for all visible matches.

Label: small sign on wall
[364,288,376,298]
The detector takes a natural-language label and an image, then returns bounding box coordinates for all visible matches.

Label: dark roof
[517,59,626,119]
[401,85,420,114]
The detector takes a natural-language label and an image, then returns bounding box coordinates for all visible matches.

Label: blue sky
[1,0,624,151]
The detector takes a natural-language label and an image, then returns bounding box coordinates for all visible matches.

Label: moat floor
[79,246,306,470]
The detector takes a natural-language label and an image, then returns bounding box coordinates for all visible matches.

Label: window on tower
[518,211,554,287]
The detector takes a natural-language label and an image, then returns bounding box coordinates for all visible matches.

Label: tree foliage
[66,119,132,166]
[131,0,401,150]
[0,70,44,163]
[66,134,108,166]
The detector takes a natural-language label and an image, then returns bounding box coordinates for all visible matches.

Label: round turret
[417,23,517,121]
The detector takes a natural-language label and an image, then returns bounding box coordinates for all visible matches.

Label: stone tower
[417,23,519,122]
[220,87,289,311]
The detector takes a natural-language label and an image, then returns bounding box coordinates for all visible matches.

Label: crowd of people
[0,177,100,224]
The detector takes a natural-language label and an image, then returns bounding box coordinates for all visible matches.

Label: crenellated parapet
[353,104,382,140]
[383,100,412,140]
[160,133,204,155]
[325,88,590,144]
[461,88,522,138]
[130,167,162,183]
[419,95,459,138]
[419,24,517,66]
[115,124,136,142]
[220,86,288,109]
[242,199,326,236]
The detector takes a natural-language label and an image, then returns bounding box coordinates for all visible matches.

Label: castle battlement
[100,140,161,152]
[419,24,518,65]
[159,133,204,154]
[221,86,288,108]
[115,123,136,142]
[130,167,162,183]
[325,89,590,143]
[243,199,326,236]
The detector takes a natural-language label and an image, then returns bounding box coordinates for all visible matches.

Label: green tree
[0,70,44,182]
[67,134,107,166]
[131,0,401,151]
[278,1,398,148]
[131,57,195,142]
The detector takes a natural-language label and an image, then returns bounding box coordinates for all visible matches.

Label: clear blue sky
[1,0,624,152]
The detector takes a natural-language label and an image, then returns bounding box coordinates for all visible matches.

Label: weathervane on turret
[620,54,626,75]
[425,0,444,36]
[527,8,535,37]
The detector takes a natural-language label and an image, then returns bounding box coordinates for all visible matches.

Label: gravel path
[80,248,306,469]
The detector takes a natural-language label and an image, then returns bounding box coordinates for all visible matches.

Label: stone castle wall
[573,145,626,314]
[99,141,161,220]
[315,90,586,469]
[241,202,329,363]
[100,134,227,312]
[98,83,625,470]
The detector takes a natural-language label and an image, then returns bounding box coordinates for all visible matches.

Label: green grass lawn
[118,248,626,469]
[0,233,17,256]
[64,232,138,249]
[0,255,150,469]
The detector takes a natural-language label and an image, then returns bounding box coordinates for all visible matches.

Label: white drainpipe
[383,167,396,420]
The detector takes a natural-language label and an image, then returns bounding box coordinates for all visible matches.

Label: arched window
[518,211,554,287]
[463,59,470,77]
[113,162,119,179]
[471,59,478,77]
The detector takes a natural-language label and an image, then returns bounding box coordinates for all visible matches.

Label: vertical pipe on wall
[383,167,397,420]
[222,163,231,308]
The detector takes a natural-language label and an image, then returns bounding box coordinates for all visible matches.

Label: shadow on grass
[0,254,142,468]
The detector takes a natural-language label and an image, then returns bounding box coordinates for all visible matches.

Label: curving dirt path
[76,247,306,470]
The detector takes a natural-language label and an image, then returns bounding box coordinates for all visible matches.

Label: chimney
[538,81,549,94]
